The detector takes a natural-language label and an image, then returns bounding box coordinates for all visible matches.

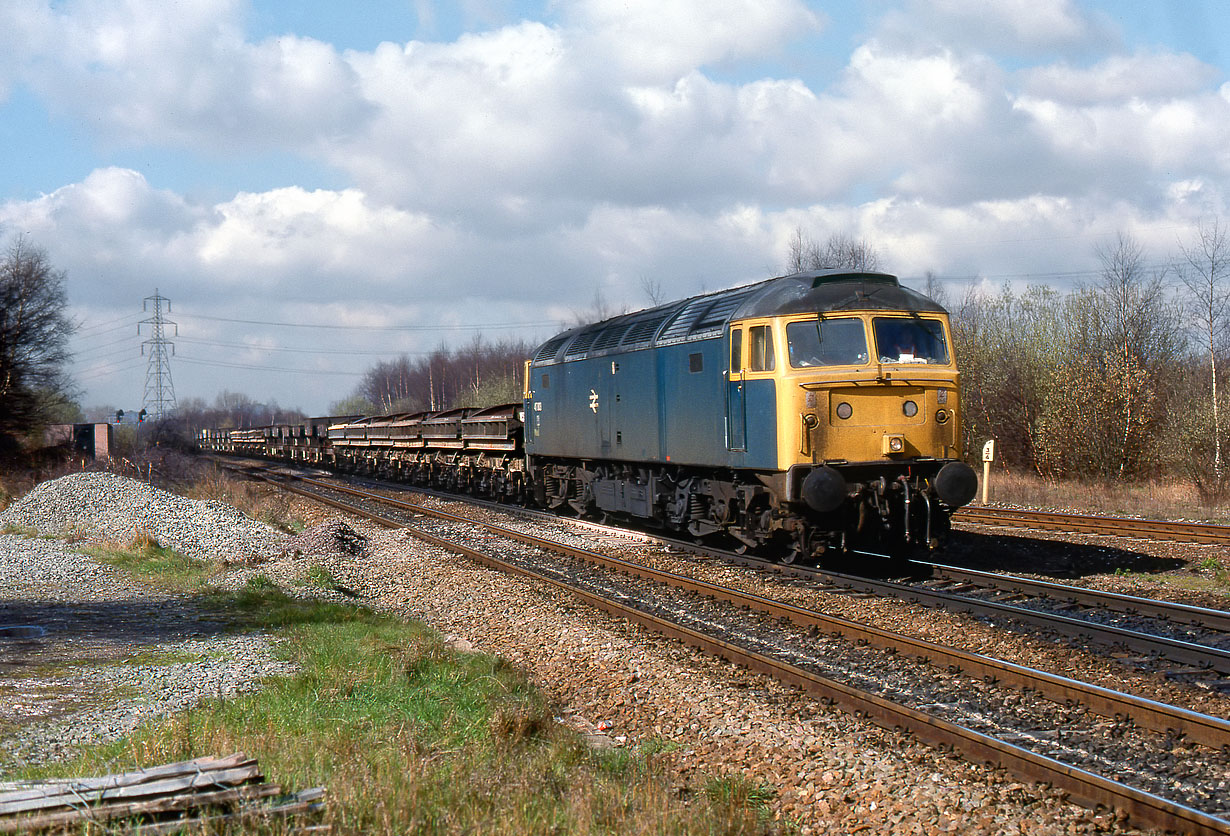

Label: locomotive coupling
[802,465,847,513]
[935,461,977,507]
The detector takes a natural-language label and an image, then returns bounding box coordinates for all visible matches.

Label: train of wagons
[199,269,977,564]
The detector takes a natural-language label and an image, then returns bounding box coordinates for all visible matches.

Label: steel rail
[240,466,1230,748]
[813,567,1230,674]
[925,562,1230,633]
[956,506,1230,545]
[236,465,1230,836]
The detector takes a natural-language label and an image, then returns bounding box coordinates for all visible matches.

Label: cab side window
[729,328,742,373]
[749,325,775,371]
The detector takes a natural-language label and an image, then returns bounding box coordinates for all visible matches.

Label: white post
[981,439,996,505]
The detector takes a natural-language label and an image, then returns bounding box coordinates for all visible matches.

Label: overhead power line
[177,356,365,376]
[176,313,558,331]
[174,336,427,357]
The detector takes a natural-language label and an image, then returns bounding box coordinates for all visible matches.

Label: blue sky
[1,0,1228,415]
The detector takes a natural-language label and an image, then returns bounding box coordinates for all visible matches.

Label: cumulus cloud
[1020,51,1220,105]
[560,0,821,82]
[8,0,371,150]
[882,0,1113,55]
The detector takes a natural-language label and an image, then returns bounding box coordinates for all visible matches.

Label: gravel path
[0,474,295,767]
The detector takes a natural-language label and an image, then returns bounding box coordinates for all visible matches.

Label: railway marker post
[981,439,995,505]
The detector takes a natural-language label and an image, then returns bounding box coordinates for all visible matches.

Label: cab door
[726,326,746,451]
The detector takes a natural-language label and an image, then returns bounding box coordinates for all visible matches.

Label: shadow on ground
[940,529,1186,579]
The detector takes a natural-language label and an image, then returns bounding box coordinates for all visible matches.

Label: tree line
[950,221,1230,498]
[0,239,77,453]
[338,336,537,416]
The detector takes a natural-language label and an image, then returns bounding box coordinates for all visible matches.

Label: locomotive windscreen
[872,317,949,364]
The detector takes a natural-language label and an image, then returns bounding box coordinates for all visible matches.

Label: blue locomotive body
[525,336,778,471]
[522,269,976,561]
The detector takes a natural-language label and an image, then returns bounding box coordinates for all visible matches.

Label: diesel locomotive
[202,269,977,563]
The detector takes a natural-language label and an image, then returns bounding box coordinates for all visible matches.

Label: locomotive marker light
[981,439,996,505]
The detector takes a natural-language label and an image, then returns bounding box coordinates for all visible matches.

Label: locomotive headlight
[836,402,853,420]
[902,400,918,418]
[935,409,950,424]
[883,434,905,454]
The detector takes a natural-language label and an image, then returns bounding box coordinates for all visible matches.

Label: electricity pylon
[139,289,178,421]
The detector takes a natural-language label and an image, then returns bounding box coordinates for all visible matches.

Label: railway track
[956,505,1230,545]
[225,458,1230,681]
[227,461,1230,835]
[809,565,1230,683]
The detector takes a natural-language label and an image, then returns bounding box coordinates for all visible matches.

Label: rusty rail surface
[925,562,1230,634]
[230,463,1230,835]
[956,506,1230,545]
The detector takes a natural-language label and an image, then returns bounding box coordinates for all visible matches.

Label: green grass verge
[81,539,218,592]
[8,577,779,835]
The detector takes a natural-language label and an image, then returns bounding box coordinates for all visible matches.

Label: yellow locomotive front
[731,274,977,562]
[784,312,961,463]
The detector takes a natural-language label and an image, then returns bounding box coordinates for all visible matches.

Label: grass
[6,547,780,835]
[303,564,343,591]
[82,531,219,592]
[978,470,1230,523]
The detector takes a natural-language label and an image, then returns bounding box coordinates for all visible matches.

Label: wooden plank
[130,788,327,836]
[0,784,283,833]
[0,756,323,836]
[0,765,261,816]
[0,754,252,800]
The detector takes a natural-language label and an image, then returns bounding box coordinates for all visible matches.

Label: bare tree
[786,226,822,272]
[570,286,626,326]
[0,238,76,447]
[786,227,882,273]
[923,270,949,308]
[348,336,537,415]
[822,232,882,271]
[1178,217,1230,493]
[638,274,667,306]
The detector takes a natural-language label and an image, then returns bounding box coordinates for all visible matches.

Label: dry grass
[977,469,1230,524]
[184,466,305,533]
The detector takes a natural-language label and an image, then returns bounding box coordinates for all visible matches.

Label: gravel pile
[281,518,368,560]
[0,472,287,561]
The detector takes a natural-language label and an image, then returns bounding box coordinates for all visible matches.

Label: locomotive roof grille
[563,329,602,357]
[529,270,945,366]
[588,320,633,353]
[533,335,570,363]
[620,313,671,348]
[655,298,711,343]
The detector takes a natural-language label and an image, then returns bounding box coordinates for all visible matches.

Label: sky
[1,0,1228,417]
